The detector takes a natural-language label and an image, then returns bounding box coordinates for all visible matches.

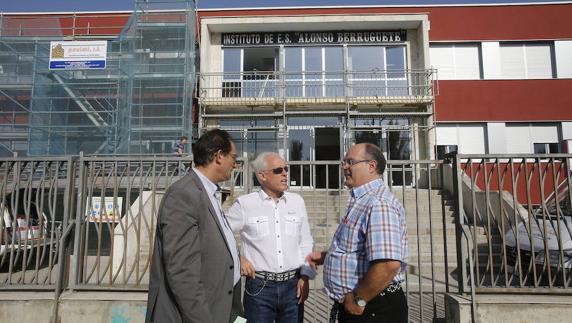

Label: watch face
[356,298,367,307]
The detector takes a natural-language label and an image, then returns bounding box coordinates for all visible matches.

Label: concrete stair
[224,188,496,288]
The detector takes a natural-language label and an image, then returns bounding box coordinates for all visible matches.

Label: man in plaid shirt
[307,143,408,323]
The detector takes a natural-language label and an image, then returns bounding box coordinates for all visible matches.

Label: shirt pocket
[284,215,301,237]
[336,218,361,253]
[246,216,270,238]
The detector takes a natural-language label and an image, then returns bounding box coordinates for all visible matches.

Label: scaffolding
[0,0,196,156]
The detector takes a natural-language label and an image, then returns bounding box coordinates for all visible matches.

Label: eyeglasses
[265,166,289,174]
[341,159,372,167]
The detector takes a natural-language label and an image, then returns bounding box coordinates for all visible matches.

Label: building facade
[1,2,572,169]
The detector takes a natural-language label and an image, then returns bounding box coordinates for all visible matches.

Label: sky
[0,0,569,13]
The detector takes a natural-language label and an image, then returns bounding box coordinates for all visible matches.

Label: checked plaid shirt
[323,178,408,302]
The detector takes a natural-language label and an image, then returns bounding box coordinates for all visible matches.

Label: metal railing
[199,69,436,106]
[71,156,188,290]
[0,157,74,291]
[0,13,131,38]
[0,155,455,322]
[451,154,572,297]
[3,153,572,321]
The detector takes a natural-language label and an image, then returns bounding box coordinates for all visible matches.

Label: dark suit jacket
[146,170,237,323]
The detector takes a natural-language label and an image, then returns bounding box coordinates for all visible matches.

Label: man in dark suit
[146,129,242,323]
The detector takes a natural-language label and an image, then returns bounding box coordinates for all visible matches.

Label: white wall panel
[436,124,486,153]
[530,125,559,142]
[506,125,531,153]
[481,42,501,79]
[562,122,572,139]
[505,124,560,153]
[555,41,572,78]
[458,125,486,154]
[486,122,506,153]
[436,125,458,145]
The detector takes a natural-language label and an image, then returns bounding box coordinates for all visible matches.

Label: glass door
[315,128,341,189]
[288,129,312,188]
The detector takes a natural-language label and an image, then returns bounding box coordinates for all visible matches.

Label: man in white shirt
[227,152,315,323]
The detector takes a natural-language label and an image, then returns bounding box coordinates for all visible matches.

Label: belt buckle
[257,270,297,282]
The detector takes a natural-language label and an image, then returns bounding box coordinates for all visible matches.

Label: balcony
[198,69,436,107]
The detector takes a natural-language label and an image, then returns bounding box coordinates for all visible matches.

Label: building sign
[86,197,123,223]
[49,41,107,70]
[222,30,406,46]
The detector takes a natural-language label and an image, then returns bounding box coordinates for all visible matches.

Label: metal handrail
[451,153,572,297]
[198,69,437,104]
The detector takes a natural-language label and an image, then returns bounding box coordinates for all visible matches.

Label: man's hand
[305,251,326,270]
[296,275,309,304]
[343,292,365,316]
[240,255,255,278]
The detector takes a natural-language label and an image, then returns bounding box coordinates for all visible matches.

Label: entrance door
[315,128,341,189]
[288,129,312,187]
[288,127,341,189]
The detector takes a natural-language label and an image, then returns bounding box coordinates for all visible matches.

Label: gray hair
[251,152,282,173]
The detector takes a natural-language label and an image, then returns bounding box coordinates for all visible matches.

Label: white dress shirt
[193,168,241,285]
[226,189,315,278]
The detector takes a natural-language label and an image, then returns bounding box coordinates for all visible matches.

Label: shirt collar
[351,178,383,199]
[193,168,218,197]
[258,188,287,202]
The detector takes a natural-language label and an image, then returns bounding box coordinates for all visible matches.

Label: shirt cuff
[300,264,317,280]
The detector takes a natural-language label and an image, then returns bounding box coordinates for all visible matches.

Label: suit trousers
[337,289,408,323]
[230,282,244,323]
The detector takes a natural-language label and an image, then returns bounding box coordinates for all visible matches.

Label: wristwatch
[353,290,367,307]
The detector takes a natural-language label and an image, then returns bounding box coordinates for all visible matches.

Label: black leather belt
[255,269,298,282]
[380,281,402,296]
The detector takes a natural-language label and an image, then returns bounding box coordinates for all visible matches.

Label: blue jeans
[244,276,304,323]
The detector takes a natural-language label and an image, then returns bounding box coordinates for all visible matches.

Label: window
[500,42,554,79]
[533,143,560,154]
[348,46,385,71]
[222,48,241,97]
[284,46,344,97]
[348,45,407,96]
[222,47,279,97]
[325,47,344,96]
[430,43,482,80]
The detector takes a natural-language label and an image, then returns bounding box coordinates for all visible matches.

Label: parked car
[0,201,58,259]
[505,211,572,274]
